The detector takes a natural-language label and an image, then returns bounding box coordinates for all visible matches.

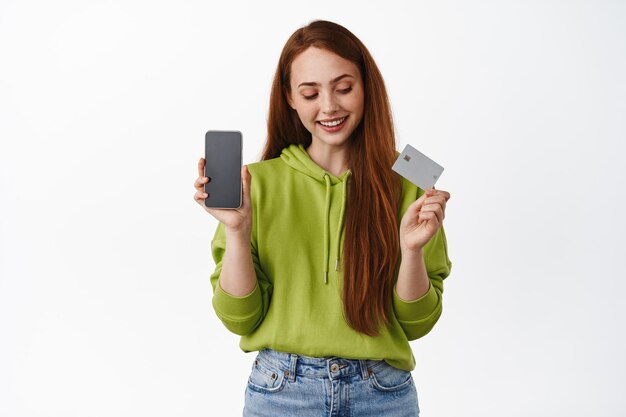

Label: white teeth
[319,117,346,127]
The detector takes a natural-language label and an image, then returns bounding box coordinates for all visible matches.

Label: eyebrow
[297,74,354,88]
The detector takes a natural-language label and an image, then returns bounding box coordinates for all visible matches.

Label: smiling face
[287,46,365,150]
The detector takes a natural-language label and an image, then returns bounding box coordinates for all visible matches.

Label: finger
[424,195,447,210]
[421,198,446,220]
[418,210,439,225]
[195,175,210,190]
[194,189,208,204]
[431,189,451,201]
[198,157,205,178]
[421,203,444,223]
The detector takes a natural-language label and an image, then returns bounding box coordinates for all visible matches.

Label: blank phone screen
[204,130,242,209]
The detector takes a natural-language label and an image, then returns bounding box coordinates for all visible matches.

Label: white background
[1,0,625,416]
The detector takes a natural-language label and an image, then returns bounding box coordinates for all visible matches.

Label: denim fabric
[242,348,419,417]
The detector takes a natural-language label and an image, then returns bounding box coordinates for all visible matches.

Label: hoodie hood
[280,144,351,284]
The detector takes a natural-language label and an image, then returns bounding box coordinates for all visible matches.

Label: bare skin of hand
[399,188,451,253]
[193,157,252,236]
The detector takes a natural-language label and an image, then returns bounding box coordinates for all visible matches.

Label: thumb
[410,189,430,212]
[241,165,251,201]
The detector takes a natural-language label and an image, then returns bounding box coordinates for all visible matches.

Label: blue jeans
[243,348,420,417]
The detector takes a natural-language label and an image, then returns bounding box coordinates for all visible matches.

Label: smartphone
[204,130,242,209]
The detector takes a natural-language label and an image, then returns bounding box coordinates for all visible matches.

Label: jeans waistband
[256,348,385,382]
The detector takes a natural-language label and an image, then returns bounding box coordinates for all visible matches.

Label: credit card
[392,144,444,190]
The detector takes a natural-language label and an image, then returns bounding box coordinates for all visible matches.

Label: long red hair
[261,20,402,336]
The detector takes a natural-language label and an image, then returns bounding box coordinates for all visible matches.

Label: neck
[306,140,350,178]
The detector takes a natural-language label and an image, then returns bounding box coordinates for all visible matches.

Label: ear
[285,90,296,110]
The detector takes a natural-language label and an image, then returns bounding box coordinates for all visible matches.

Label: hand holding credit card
[392,144,444,190]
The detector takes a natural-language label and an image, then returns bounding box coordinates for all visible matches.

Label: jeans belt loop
[358,359,370,380]
[286,353,298,382]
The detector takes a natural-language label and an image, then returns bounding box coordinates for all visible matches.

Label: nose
[321,92,339,115]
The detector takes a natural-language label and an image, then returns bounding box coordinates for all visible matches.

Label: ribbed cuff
[392,281,439,320]
[212,279,262,320]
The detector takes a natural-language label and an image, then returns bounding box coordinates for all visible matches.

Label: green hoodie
[210,143,452,371]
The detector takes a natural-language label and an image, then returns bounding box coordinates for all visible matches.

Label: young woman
[194,20,451,417]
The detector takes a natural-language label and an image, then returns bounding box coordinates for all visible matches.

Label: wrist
[225,224,251,240]
[400,244,424,259]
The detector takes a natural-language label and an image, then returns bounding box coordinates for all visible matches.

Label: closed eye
[303,87,352,100]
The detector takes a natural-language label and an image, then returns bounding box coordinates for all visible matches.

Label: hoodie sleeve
[392,186,452,341]
[209,221,273,336]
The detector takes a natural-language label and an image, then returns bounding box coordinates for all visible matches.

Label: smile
[318,116,347,127]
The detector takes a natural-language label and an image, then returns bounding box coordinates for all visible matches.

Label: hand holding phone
[193,130,252,235]
[204,130,243,208]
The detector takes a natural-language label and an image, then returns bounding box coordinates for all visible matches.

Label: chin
[313,127,357,148]
[317,135,351,148]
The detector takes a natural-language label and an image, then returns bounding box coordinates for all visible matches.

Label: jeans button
[330,363,339,373]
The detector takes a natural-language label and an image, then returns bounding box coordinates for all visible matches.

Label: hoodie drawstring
[323,173,331,284]
[335,171,350,272]
[322,170,351,284]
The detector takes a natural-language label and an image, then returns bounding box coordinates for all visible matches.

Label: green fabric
[210,143,452,371]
